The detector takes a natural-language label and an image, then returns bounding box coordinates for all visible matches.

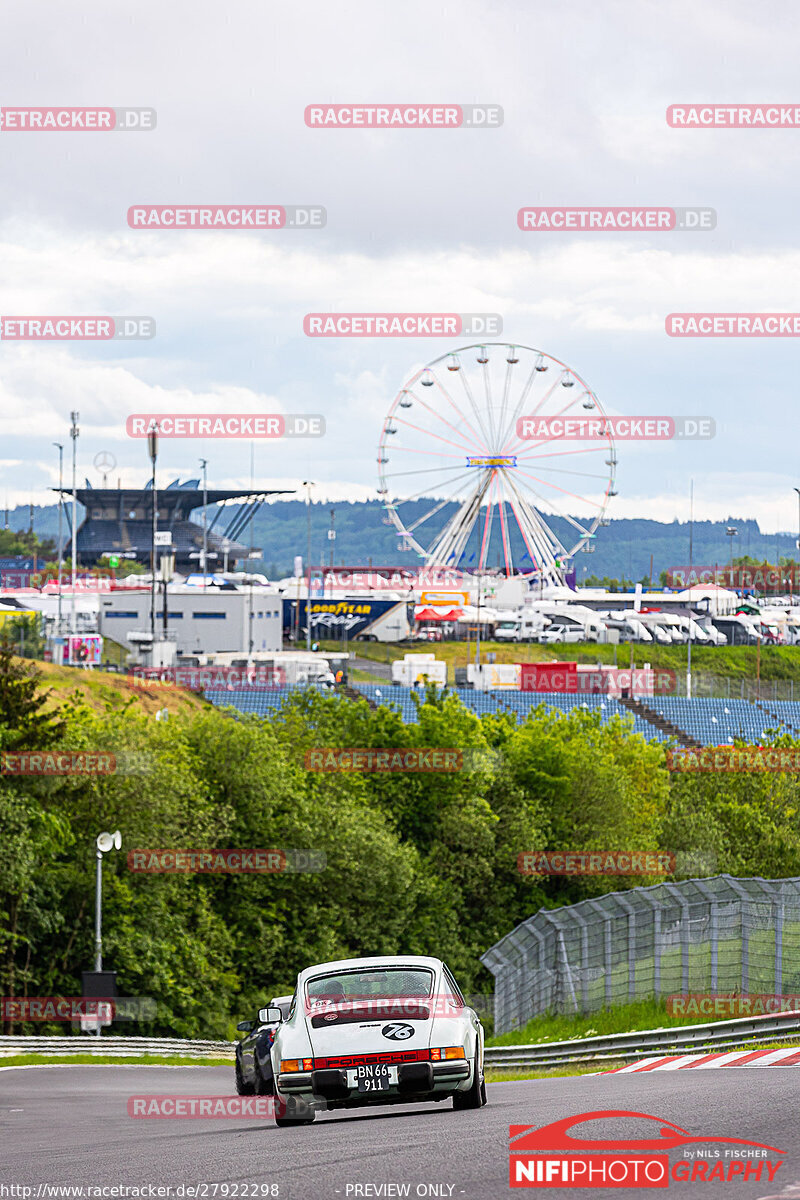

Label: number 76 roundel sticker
[381,1023,414,1040]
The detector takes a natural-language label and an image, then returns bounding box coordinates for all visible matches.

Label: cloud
[0,0,797,534]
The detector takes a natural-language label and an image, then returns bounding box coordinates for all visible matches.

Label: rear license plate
[356,1063,391,1092]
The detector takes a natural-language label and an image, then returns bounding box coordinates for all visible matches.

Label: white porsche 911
[268,954,486,1127]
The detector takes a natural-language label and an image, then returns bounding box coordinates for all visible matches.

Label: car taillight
[280,1058,313,1072]
[430,1046,466,1061]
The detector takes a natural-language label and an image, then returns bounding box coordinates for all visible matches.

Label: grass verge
[486,1065,603,1082]
[0,1053,234,1067]
[485,997,800,1046]
[322,639,800,687]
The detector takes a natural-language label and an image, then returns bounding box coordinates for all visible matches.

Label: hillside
[33,661,208,716]
[12,502,797,584]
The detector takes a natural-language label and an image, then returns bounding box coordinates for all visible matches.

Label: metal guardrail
[5,1012,800,1069]
[0,1036,233,1059]
[484,1010,800,1069]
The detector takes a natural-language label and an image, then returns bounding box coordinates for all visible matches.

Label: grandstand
[201,681,800,745]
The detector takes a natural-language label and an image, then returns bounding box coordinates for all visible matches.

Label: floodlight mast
[53,443,64,638]
[200,458,208,591]
[70,413,79,636]
[148,427,159,646]
[93,830,121,1037]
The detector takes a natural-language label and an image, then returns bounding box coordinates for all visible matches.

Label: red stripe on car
[313,1049,430,1069]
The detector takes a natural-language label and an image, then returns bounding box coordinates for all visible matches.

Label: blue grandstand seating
[201,680,798,747]
[643,696,771,745]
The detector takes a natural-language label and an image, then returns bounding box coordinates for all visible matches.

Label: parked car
[235,994,293,1096]
[711,616,762,646]
[414,626,443,642]
[494,619,521,642]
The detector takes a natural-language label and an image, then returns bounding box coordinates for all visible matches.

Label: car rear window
[306,968,434,1004]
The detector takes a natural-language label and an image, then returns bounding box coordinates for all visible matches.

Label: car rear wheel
[254,1058,274,1096]
[452,1051,486,1110]
[235,1058,255,1096]
[274,1096,315,1127]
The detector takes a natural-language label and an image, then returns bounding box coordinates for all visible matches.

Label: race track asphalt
[1,1065,798,1200]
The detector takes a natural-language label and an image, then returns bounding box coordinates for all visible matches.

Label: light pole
[162,552,175,637]
[687,479,694,700]
[94,830,121,1037]
[200,458,208,592]
[303,481,314,651]
[70,413,79,636]
[148,426,159,646]
[475,570,482,668]
[793,488,800,601]
[726,526,738,590]
[53,442,64,639]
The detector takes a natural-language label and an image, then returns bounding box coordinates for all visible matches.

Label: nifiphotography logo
[509,1110,784,1188]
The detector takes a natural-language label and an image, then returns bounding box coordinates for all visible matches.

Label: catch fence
[481,874,800,1033]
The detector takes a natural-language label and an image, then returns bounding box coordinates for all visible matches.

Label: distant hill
[9,500,794,582]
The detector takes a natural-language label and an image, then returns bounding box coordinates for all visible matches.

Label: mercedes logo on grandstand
[381,1022,414,1040]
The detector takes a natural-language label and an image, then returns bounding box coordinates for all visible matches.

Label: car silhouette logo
[509,1110,785,1155]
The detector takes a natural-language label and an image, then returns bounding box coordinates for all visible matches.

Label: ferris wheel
[377,342,617,585]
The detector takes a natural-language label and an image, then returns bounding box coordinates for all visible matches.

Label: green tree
[0,645,65,749]
[3,614,46,660]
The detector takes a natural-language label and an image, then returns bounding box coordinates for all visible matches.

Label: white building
[98,584,282,659]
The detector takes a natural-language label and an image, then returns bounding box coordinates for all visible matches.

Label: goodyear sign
[282,598,399,637]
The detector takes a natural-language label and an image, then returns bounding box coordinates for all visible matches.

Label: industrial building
[98,585,282,659]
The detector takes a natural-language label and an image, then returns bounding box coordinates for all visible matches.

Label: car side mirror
[259,1006,283,1023]
[237,1020,255,1032]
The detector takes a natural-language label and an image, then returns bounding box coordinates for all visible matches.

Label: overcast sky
[1,0,799,536]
